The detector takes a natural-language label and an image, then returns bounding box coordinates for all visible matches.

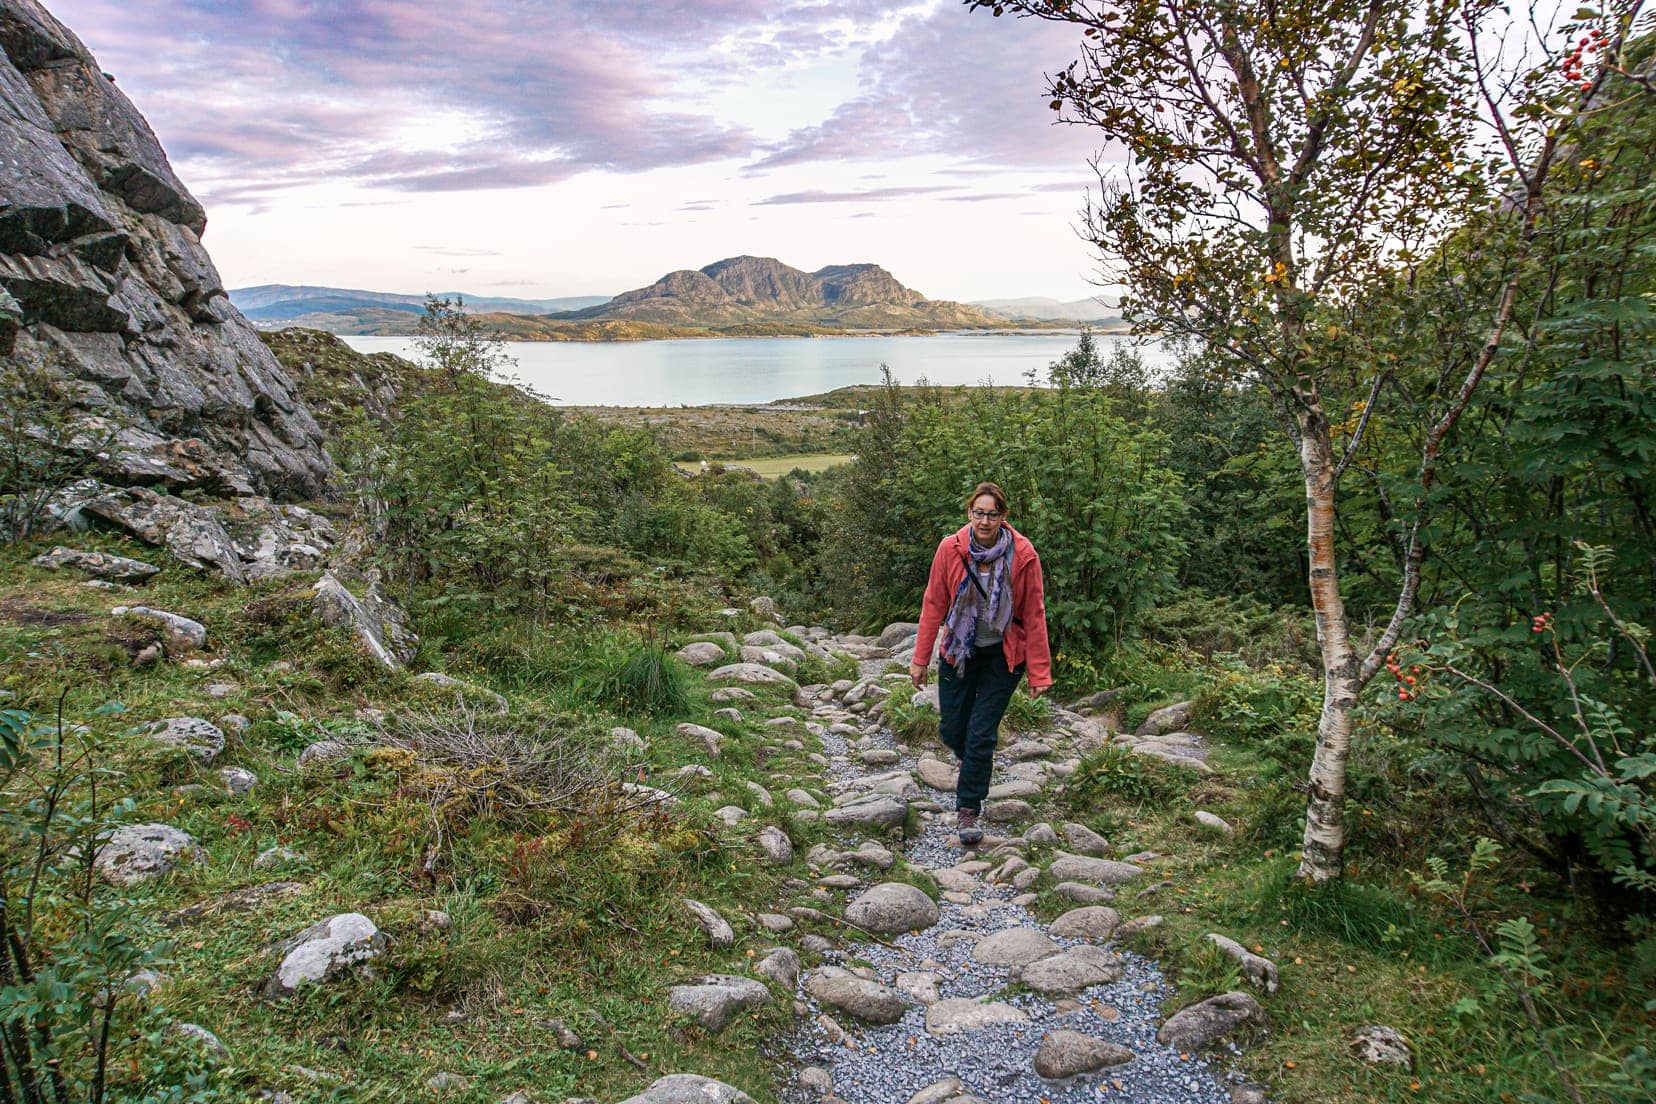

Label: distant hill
[231,263,1088,339]
[570,256,1008,331]
[970,296,1121,323]
[229,284,610,324]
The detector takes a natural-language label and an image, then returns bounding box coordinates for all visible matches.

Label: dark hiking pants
[938,641,1023,812]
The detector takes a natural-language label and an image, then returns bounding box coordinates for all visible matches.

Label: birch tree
[970,0,1649,883]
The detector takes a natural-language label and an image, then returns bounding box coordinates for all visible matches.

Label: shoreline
[285,323,1129,343]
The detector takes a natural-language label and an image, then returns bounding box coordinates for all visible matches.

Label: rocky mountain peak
[0,0,330,499]
[587,255,972,328]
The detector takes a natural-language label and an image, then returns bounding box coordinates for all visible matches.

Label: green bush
[561,631,692,720]
[1139,590,1318,668]
[824,355,1189,655]
[1,703,218,1103]
[1000,689,1051,734]
[886,697,940,745]
[1407,550,1656,901]
[1192,658,1321,747]
[1065,743,1177,806]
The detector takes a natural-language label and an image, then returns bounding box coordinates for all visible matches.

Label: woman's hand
[909,662,928,689]
[1029,683,1049,698]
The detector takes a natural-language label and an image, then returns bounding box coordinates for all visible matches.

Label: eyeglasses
[969,509,1003,521]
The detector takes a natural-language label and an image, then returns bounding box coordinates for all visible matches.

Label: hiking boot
[957,808,983,846]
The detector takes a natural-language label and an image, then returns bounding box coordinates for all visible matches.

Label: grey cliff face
[0,0,331,499]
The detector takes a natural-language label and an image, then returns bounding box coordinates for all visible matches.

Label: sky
[51,0,1119,303]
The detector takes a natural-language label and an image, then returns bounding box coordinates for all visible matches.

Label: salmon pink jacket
[911,522,1053,689]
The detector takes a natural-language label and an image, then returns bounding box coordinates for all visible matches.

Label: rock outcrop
[0,0,330,499]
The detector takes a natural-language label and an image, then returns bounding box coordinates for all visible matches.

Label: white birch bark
[1294,406,1362,884]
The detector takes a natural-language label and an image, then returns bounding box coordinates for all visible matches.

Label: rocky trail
[25,545,1277,1103]
[656,615,1272,1104]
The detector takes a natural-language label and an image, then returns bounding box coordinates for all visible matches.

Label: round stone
[844,882,939,934]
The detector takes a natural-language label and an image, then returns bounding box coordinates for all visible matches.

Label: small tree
[973,0,1647,882]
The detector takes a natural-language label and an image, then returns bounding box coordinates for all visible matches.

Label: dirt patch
[0,597,91,627]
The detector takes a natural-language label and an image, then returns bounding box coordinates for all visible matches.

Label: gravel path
[781,704,1242,1104]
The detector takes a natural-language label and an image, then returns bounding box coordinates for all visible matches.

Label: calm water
[341,332,1167,407]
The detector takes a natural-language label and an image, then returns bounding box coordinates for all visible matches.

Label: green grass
[0,530,874,1103]
[1050,664,1655,1104]
[7,530,1651,1104]
[673,453,855,478]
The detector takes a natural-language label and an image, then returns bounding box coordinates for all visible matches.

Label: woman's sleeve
[911,540,953,667]
[1021,549,1054,688]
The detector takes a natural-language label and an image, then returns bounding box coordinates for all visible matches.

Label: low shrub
[1000,689,1050,734]
[887,697,940,745]
[1065,743,1179,807]
[1192,658,1320,747]
[1139,590,1318,668]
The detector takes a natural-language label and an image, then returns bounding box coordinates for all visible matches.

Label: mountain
[970,296,1121,323]
[234,260,1064,339]
[229,284,610,324]
[572,256,1006,330]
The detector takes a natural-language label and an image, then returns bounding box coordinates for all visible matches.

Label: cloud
[756,185,955,205]
[51,0,886,201]
[751,4,1103,172]
[47,0,1105,209]
[938,192,1027,202]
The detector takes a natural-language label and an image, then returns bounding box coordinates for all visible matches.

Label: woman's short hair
[966,481,1009,515]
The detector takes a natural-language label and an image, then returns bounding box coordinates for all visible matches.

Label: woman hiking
[909,481,1053,846]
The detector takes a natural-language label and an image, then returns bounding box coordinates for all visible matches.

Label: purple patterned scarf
[940,527,1014,675]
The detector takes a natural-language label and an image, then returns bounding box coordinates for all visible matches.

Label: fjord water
[342,332,1166,406]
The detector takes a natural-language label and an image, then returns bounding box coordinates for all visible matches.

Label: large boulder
[114,605,207,652]
[924,997,1028,1036]
[666,975,771,1032]
[94,823,202,885]
[844,882,939,934]
[823,793,907,830]
[970,927,1058,967]
[1050,906,1121,941]
[1156,991,1267,1051]
[144,716,224,763]
[67,486,334,582]
[1019,946,1122,994]
[875,621,920,649]
[803,968,907,1025]
[264,913,387,999]
[706,663,798,692]
[1135,700,1195,737]
[32,545,158,580]
[311,569,418,669]
[914,755,958,792]
[1060,822,1110,856]
[0,0,330,499]
[1046,853,1144,885]
[674,641,726,666]
[1033,1030,1134,1079]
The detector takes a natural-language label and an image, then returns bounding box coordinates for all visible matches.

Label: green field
[674,453,854,478]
